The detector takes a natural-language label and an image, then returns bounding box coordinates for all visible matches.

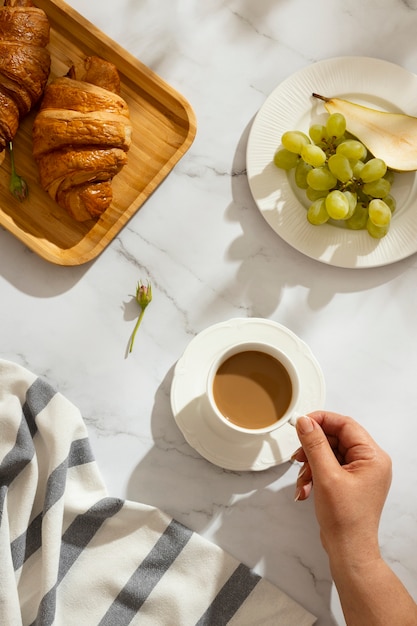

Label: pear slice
[313,93,417,171]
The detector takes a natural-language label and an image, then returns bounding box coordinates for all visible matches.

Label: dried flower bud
[135,281,152,310]
[129,281,152,353]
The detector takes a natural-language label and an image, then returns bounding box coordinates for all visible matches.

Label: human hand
[293,411,392,564]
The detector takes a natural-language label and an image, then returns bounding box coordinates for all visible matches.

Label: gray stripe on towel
[11,438,95,570]
[0,415,35,491]
[0,375,52,490]
[59,497,125,580]
[25,376,57,423]
[98,518,193,626]
[0,378,49,515]
[43,437,95,513]
[30,497,124,626]
[68,437,95,468]
[196,562,261,625]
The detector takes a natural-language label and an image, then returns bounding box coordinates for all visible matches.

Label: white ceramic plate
[170,318,325,471]
[246,57,417,269]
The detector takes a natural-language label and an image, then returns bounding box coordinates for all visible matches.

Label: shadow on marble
[0,229,91,296]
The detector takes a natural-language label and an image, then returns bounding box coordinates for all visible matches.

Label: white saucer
[170,318,326,471]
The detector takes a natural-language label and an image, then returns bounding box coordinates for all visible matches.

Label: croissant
[32,56,132,222]
[0,0,50,153]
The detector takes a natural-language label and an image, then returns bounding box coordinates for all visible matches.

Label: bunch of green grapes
[273,112,396,238]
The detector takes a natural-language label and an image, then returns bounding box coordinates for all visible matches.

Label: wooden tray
[0,0,196,265]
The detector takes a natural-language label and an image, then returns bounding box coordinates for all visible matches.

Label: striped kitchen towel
[0,359,316,626]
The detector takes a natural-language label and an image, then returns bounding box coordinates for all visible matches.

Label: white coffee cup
[206,341,301,437]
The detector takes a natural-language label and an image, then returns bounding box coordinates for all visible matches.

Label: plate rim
[170,317,326,471]
[246,56,417,269]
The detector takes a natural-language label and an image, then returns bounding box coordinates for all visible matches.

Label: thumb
[296,415,340,477]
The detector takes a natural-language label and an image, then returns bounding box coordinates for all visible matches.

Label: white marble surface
[2,1,417,624]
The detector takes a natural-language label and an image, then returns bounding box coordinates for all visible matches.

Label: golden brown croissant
[0,0,50,153]
[33,56,132,222]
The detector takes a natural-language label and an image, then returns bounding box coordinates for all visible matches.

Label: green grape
[272,109,398,240]
[325,189,350,220]
[334,135,347,147]
[363,178,391,198]
[345,202,369,230]
[306,186,328,201]
[294,160,313,189]
[343,190,358,218]
[307,166,337,191]
[273,148,300,170]
[383,194,396,213]
[384,170,395,184]
[301,144,327,167]
[281,130,311,154]
[328,153,353,183]
[309,124,328,144]
[360,158,387,183]
[357,187,371,203]
[352,159,365,179]
[336,139,367,161]
[368,199,391,227]
[326,112,346,138]
[366,218,389,239]
[307,198,330,225]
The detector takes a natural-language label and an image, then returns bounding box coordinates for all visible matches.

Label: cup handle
[289,414,308,428]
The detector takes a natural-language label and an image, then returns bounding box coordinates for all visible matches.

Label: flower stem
[129,308,145,353]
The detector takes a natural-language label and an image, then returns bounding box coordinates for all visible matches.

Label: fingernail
[294,488,302,502]
[296,416,314,434]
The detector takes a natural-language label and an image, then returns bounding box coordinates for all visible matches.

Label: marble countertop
[2,1,417,624]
